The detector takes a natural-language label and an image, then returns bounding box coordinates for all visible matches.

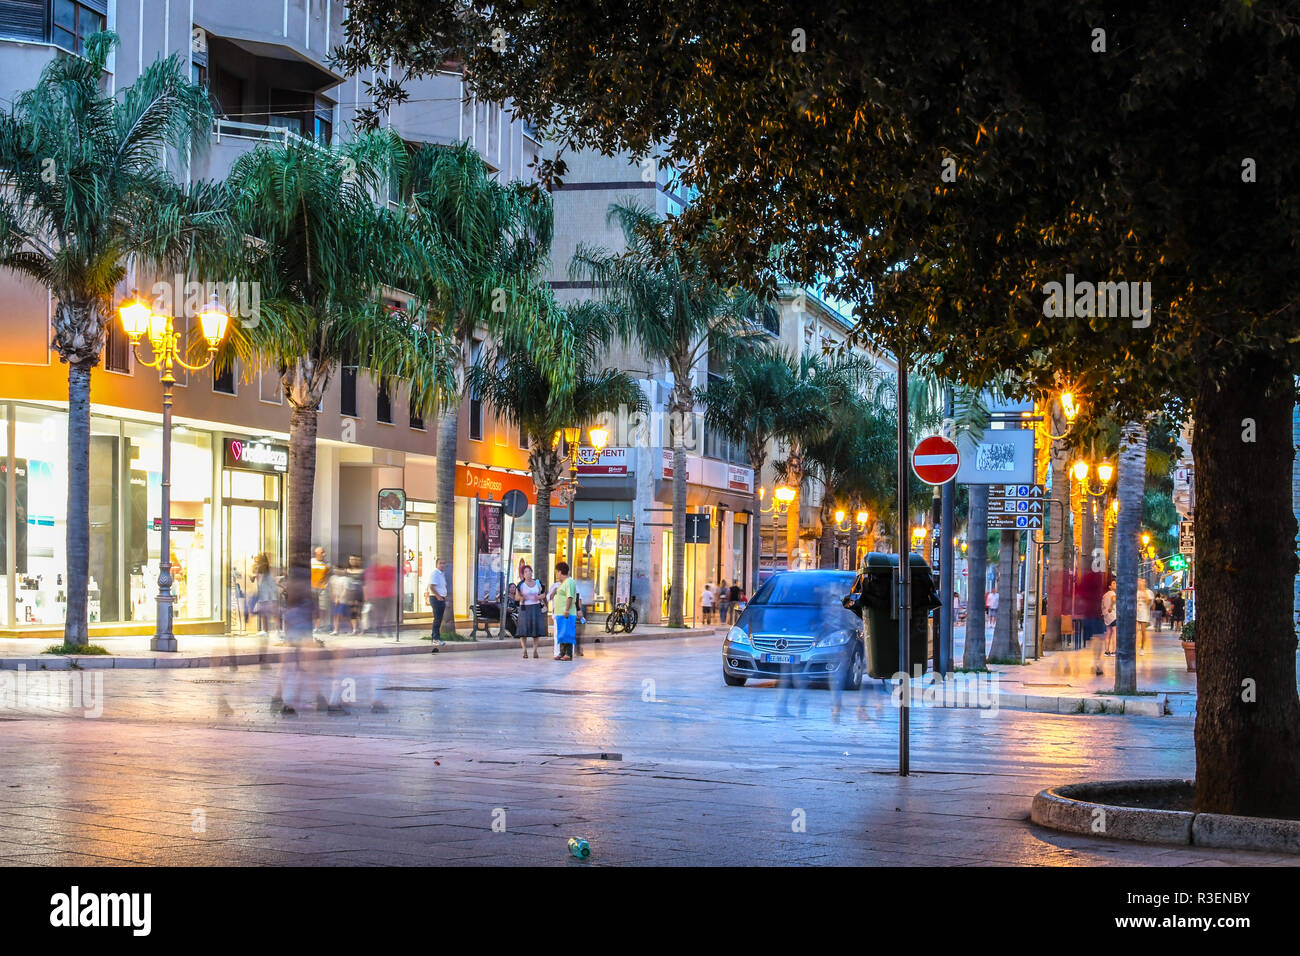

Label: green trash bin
[846,552,940,679]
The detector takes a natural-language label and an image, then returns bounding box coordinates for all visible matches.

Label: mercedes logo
[775,638,789,651]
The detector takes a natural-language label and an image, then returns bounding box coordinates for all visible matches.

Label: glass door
[223,501,280,634]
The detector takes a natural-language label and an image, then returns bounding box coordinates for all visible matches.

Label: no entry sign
[912,435,961,485]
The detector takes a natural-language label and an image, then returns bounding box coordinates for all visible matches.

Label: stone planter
[1181,640,1196,672]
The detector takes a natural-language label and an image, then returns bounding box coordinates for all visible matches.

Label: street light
[774,485,795,513]
[561,424,610,569]
[119,292,228,652]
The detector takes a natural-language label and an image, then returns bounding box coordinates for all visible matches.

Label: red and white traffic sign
[912,435,961,485]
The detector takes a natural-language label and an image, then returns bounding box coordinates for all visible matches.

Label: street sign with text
[1179,519,1195,555]
[988,483,1045,498]
[988,513,1043,530]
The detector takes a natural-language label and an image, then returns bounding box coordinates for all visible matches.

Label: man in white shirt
[426,559,448,652]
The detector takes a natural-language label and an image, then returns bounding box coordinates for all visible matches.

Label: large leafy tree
[571,201,759,626]
[402,142,559,636]
[466,301,647,588]
[339,0,1300,818]
[0,33,226,648]
[220,132,456,621]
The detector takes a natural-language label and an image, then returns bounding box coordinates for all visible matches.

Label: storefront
[219,435,286,634]
[550,448,635,614]
[400,498,437,619]
[0,402,223,632]
[454,463,539,619]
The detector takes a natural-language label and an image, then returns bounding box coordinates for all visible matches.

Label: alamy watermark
[1042,273,1151,328]
[889,667,1001,717]
[149,274,260,326]
[0,665,103,717]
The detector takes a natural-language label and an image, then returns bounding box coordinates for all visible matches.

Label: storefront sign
[578,447,632,476]
[661,449,698,482]
[727,464,754,493]
[378,488,407,530]
[615,518,634,606]
[224,437,288,473]
[456,464,537,504]
[475,499,505,605]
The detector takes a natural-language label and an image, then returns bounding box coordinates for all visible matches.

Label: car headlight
[816,629,853,647]
[726,626,751,647]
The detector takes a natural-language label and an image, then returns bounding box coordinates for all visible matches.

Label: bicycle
[605,596,639,633]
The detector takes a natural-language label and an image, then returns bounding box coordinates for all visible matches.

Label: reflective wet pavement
[0,636,1290,865]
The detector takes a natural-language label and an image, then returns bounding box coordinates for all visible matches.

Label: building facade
[0,0,541,636]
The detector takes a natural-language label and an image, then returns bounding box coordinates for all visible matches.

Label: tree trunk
[63,361,92,649]
[285,402,319,638]
[962,483,988,669]
[989,530,1021,660]
[1193,355,1300,817]
[669,403,687,627]
[529,445,561,588]
[434,398,460,637]
[1113,421,1147,694]
[1045,404,1070,650]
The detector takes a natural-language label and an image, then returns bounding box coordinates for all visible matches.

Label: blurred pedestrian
[1152,592,1166,632]
[728,581,743,623]
[1101,576,1117,658]
[516,564,546,658]
[329,565,352,635]
[311,546,330,632]
[1136,578,1154,655]
[251,553,279,637]
[1170,592,1186,629]
[701,583,715,624]
[346,556,365,634]
[365,555,397,638]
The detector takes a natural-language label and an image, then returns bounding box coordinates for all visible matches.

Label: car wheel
[723,672,747,687]
[844,644,864,691]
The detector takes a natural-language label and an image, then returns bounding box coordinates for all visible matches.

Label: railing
[213,117,317,148]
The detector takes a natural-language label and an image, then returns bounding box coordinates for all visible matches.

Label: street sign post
[377,488,406,641]
[1179,519,1195,555]
[911,435,961,485]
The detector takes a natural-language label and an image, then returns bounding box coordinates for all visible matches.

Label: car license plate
[765,653,793,664]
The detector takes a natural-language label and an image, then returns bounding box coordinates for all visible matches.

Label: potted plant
[1179,619,1196,672]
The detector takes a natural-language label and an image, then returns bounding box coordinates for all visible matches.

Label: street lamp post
[119,293,229,652]
[560,424,609,576]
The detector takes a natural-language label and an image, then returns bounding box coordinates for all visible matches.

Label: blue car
[722,570,864,690]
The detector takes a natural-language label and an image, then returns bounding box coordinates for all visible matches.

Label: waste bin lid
[861,551,933,572]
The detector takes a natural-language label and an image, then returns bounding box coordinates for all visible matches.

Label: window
[468,339,484,441]
[52,0,105,56]
[519,423,529,450]
[0,0,47,42]
[377,378,393,425]
[212,361,235,395]
[314,100,334,146]
[340,363,358,418]
[409,397,424,431]
[259,368,282,404]
[104,319,131,373]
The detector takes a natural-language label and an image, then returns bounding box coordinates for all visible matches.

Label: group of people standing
[426,560,587,661]
[701,580,745,625]
[1086,576,1185,674]
[309,548,400,638]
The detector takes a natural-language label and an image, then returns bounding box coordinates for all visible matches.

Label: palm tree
[699,346,862,591]
[571,201,760,626]
[988,531,1022,661]
[219,131,456,620]
[403,142,557,636]
[0,32,225,648]
[962,484,990,670]
[466,302,647,586]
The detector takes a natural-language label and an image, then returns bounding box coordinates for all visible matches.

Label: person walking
[1096,576,1117,673]
[1136,578,1154,655]
[1170,592,1186,630]
[251,553,279,637]
[701,583,715,624]
[550,561,584,661]
[329,565,351,635]
[717,580,729,625]
[516,564,546,658]
[426,557,448,652]
[1152,592,1166,632]
[728,581,743,623]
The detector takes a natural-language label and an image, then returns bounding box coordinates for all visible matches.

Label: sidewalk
[952,624,1196,716]
[0,620,727,670]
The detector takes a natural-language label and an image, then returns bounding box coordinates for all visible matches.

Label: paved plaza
[0,633,1291,866]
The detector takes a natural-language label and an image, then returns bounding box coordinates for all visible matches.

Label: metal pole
[395,528,402,641]
[896,351,910,776]
[153,366,178,652]
[499,511,512,640]
[939,389,954,675]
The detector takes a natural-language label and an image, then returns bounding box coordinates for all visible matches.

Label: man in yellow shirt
[311,547,329,632]
[550,562,585,661]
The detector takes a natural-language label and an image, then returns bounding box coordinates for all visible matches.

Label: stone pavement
[0,620,726,670]
[0,634,1290,865]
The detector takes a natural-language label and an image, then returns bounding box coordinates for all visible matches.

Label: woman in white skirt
[516,565,546,658]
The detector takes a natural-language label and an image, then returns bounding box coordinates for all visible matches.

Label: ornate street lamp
[561,424,609,568]
[119,292,229,651]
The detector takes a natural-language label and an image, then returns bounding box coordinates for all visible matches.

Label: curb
[1031,779,1300,854]
[0,626,726,671]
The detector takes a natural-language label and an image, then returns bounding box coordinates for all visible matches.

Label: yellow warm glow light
[588,426,609,451]
[835,509,846,524]
[1111,499,1119,514]
[774,485,795,504]
[1097,462,1114,484]
[147,310,170,344]
[118,297,152,340]
[1142,533,1151,546]
[198,298,229,349]
[1060,391,1079,422]
[961,541,968,553]
[563,426,580,447]
[858,511,869,526]
[912,526,926,540]
[1072,460,1089,482]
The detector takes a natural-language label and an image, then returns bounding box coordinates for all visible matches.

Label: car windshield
[748,572,857,607]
